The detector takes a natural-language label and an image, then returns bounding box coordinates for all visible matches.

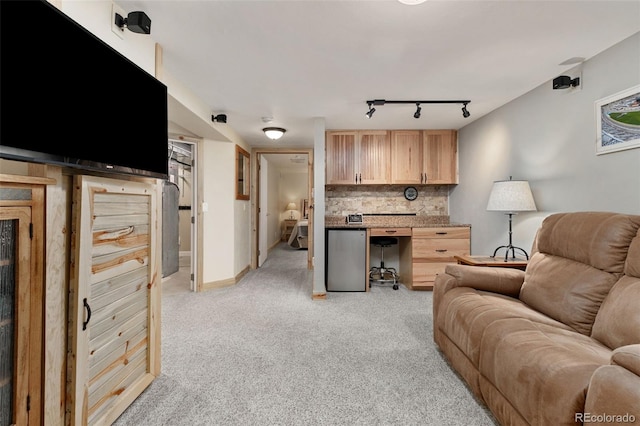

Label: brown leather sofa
[433,212,640,426]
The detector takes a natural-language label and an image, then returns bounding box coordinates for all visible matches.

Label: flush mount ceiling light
[398,0,428,4]
[364,99,471,119]
[263,127,286,140]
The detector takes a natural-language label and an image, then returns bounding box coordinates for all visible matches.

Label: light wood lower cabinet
[67,175,161,426]
[399,226,470,290]
[0,174,54,426]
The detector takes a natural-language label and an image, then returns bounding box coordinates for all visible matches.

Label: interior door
[258,155,268,266]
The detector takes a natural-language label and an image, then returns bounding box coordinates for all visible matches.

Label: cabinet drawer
[412,227,470,239]
[370,228,412,237]
[412,239,469,260]
[412,261,450,282]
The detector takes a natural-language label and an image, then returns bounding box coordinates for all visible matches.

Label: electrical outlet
[111,3,126,39]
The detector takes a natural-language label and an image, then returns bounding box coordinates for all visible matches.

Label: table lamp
[286,202,297,219]
[486,177,537,261]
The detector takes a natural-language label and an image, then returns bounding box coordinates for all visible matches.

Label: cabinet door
[68,175,160,425]
[390,130,423,184]
[423,130,458,184]
[326,131,358,184]
[358,130,390,184]
[0,180,47,426]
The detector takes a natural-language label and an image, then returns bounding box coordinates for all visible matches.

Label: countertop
[325,215,470,229]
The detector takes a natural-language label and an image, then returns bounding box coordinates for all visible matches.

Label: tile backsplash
[325,185,449,216]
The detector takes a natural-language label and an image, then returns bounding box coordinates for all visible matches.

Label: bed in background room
[288,219,308,249]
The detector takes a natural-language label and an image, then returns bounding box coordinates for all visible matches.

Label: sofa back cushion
[520,212,640,336]
[591,230,640,349]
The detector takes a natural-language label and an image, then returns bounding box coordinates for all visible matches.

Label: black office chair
[369,236,399,290]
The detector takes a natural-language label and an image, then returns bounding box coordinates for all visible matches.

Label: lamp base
[491,244,529,262]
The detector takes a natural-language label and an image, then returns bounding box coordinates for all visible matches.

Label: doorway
[168,137,198,291]
[252,149,314,271]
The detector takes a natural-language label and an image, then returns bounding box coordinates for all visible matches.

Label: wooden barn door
[67,175,161,425]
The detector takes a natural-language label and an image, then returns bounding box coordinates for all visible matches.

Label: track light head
[413,103,421,119]
[365,103,376,119]
[462,102,470,118]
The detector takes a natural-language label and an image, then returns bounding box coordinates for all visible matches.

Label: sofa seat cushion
[479,318,611,425]
[436,287,574,366]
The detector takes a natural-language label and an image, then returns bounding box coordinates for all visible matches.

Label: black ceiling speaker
[553,75,580,90]
[115,11,151,35]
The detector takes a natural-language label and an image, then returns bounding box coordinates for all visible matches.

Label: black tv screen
[0,0,168,179]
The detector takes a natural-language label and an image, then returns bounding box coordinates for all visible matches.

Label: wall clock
[404,186,418,201]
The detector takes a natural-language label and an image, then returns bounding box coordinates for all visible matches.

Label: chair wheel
[393,284,398,290]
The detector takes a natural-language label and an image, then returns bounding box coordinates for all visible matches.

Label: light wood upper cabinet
[326,130,390,184]
[326,131,357,184]
[359,130,390,184]
[390,130,423,184]
[423,130,458,184]
[327,129,458,185]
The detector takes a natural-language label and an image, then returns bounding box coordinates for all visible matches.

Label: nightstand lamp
[487,177,537,261]
[286,202,297,220]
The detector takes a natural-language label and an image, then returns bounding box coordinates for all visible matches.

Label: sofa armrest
[611,344,640,376]
[584,346,640,423]
[440,264,526,298]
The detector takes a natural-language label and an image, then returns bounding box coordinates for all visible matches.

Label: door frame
[251,148,314,274]
[168,135,200,292]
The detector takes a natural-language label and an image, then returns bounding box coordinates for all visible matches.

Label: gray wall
[451,32,640,256]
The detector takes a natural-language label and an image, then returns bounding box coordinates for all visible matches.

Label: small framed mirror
[236,145,250,200]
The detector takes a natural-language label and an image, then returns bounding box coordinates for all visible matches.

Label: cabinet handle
[358,173,362,184]
[82,297,92,331]
[435,249,448,253]
[355,174,358,184]
[424,173,428,183]
[420,173,424,184]
[435,232,447,235]
[385,230,397,234]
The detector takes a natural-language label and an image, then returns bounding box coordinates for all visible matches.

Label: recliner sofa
[433,211,640,425]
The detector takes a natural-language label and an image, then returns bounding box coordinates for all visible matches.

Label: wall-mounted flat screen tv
[0,0,169,180]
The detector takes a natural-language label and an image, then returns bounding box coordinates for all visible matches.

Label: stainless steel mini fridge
[325,228,367,291]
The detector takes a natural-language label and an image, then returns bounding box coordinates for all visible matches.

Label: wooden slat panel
[89,317,147,377]
[89,330,147,382]
[89,291,147,338]
[90,273,147,312]
[92,214,150,231]
[423,130,458,184]
[88,347,147,414]
[90,265,148,299]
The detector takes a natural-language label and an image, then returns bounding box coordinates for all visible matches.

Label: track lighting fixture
[364,99,471,119]
[263,127,286,140]
[211,114,227,123]
[414,103,421,119]
[461,102,470,118]
[365,103,376,119]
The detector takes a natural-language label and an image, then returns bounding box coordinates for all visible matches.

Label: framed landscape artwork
[595,84,640,155]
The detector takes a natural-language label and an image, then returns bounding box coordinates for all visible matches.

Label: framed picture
[595,84,640,155]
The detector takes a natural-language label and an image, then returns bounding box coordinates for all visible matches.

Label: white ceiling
[118,0,640,148]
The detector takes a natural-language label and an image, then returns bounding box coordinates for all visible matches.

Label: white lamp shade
[487,180,537,212]
[286,202,297,211]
